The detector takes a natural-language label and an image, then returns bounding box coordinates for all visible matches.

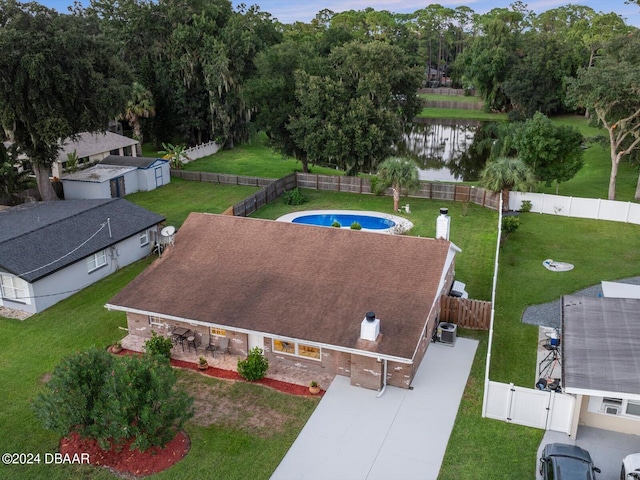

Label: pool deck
[276,209,413,234]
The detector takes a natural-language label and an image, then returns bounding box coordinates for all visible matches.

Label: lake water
[396,118,494,182]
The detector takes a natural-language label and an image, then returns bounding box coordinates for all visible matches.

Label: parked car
[540,443,601,480]
[622,453,640,479]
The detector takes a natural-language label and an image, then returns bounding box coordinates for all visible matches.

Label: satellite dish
[161,226,176,237]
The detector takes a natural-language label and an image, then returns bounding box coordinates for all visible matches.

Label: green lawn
[418,93,483,103]
[183,135,342,178]
[417,107,508,121]
[125,177,259,227]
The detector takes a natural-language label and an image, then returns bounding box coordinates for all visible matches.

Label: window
[626,401,640,417]
[0,275,30,304]
[593,397,640,419]
[298,344,320,359]
[139,231,149,247]
[210,327,226,337]
[87,250,107,272]
[272,339,320,360]
[148,316,164,327]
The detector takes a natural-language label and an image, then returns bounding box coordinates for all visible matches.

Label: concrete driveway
[271,337,478,480]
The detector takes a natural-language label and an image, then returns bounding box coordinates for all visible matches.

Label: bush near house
[32,348,194,452]
[237,347,269,381]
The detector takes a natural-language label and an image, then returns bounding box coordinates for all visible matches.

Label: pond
[395,118,496,183]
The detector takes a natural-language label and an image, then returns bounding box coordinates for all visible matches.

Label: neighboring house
[61,155,170,200]
[52,132,139,178]
[562,295,640,436]
[106,213,462,390]
[0,199,164,315]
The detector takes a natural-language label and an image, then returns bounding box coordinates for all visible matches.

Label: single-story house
[52,132,139,178]
[0,199,164,315]
[62,155,170,200]
[106,213,462,390]
[562,295,640,436]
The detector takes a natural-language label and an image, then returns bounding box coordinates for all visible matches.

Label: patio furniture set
[170,327,230,357]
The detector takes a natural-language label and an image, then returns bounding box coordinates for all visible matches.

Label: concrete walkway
[271,337,478,480]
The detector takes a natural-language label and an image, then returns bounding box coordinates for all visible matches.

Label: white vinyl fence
[510,191,640,225]
[184,141,220,162]
[484,381,576,434]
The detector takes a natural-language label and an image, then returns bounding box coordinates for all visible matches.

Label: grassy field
[183,135,341,178]
[125,177,259,227]
[417,107,508,121]
[418,93,482,103]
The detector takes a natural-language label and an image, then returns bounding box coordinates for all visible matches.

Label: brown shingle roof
[108,213,453,360]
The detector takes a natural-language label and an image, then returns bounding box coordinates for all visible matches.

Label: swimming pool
[276,210,413,234]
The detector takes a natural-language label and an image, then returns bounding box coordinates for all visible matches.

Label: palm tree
[120,82,155,153]
[377,157,421,212]
[480,157,536,212]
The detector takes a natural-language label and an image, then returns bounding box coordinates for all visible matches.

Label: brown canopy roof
[108,213,454,360]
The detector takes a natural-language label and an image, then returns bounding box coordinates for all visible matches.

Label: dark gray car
[540,443,601,480]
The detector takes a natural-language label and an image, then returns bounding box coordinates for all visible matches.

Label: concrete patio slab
[271,337,478,480]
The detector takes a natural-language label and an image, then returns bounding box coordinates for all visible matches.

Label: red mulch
[60,430,189,478]
[116,348,325,397]
[68,349,325,477]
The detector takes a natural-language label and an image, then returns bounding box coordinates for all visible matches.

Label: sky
[37,0,640,27]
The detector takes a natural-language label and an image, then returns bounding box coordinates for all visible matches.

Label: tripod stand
[538,344,561,378]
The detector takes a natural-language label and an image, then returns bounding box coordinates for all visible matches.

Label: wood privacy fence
[170,169,500,214]
[171,170,275,187]
[296,173,500,210]
[440,296,492,330]
[418,87,476,96]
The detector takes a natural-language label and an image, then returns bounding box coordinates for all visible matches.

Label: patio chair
[218,337,230,358]
[186,335,199,353]
[205,335,217,357]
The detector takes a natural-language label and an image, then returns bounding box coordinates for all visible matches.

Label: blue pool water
[292,214,395,230]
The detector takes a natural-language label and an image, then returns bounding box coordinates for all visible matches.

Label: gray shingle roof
[56,132,138,162]
[563,295,640,396]
[0,199,164,282]
[101,155,167,169]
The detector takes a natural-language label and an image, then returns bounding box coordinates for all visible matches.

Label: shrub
[520,200,532,213]
[369,176,383,196]
[501,216,520,235]
[33,348,193,451]
[144,331,173,359]
[237,347,269,381]
[350,222,362,230]
[331,220,341,228]
[282,188,307,205]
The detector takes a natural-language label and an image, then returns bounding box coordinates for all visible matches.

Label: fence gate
[484,381,575,434]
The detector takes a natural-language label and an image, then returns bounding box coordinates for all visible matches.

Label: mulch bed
[170,357,325,397]
[63,349,325,478]
[60,430,189,478]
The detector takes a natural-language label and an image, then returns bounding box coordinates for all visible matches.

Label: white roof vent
[436,208,450,240]
[360,311,380,341]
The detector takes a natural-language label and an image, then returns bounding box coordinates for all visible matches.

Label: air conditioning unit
[601,398,622,415]
[437,322,457,346]
[603,405,620,415]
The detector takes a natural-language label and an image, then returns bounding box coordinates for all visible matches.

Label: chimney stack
[360,311,380,341]
[436,207,450,240]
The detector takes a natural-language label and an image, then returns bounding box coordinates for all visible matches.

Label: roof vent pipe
[436,208,450,240]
